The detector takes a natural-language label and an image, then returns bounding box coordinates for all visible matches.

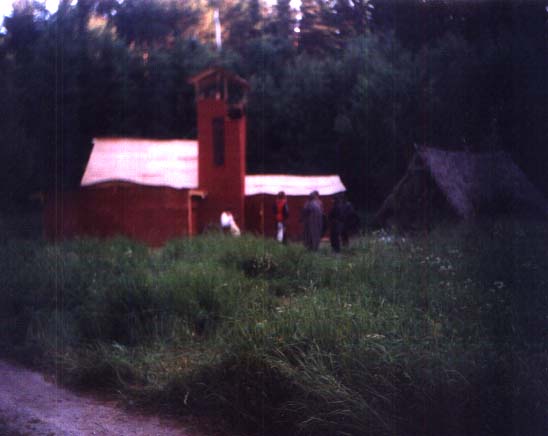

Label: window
[212,117,225,166]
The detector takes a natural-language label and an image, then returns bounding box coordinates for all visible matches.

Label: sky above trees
[1,0,59,27]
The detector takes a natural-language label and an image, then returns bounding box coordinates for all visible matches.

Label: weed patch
[1,222,547,435]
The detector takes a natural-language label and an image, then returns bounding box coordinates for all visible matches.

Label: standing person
[341,196,359,247]
[329,194,345,253]
[273,191,289,243]
[301,191,324,251]
[220,209,241,236]
[329,193,359,252]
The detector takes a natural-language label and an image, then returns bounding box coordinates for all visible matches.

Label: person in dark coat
[301,191,324,251]
[329,193,359,252]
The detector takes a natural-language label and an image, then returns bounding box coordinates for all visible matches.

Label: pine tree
[223,0,264,51]
[328,0,371,40]
[298,0,337,54]
[274,0,295,41]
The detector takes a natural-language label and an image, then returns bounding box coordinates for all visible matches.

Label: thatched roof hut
[374,147,548,228]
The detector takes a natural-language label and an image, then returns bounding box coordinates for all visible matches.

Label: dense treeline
[1,0,547,209]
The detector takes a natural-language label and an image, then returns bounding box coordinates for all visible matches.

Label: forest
[1,0,548,210]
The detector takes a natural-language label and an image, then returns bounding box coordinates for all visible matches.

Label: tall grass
[1,222,547,435]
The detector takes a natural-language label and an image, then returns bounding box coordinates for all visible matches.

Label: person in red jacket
[273,191,289,243]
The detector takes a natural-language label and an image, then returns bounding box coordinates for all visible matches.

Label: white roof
[81,138,198,189]
[245,174,346,196]
[81,138,346,196]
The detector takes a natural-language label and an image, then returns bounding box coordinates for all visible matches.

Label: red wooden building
[44,68,346,246]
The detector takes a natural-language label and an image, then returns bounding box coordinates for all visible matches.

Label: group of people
[300,190,359,252]
[220,190,358,252]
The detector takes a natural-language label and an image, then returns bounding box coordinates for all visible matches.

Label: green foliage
[2,0,548,208]
[113,0,201,46]
[299,0,335,55]
[222,0,264,51]
[1,224,547,435]
[273,0,295,41]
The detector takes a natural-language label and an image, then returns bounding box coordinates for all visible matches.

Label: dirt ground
[0,359,229,436]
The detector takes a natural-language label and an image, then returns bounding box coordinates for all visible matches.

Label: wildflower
[522,261,538,270]
[365,333,385,340]
[430,320,443,338]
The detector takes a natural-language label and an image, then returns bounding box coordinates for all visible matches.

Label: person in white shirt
[220,210,241,236]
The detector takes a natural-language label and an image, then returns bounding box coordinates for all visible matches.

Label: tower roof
[188,67,249,90]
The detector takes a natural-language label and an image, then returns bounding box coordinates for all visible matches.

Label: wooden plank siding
[44,184,191,247]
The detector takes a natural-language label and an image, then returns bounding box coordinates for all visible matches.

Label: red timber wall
[197,98,246,231]
[43,183,193,247]
[245,194,337,241]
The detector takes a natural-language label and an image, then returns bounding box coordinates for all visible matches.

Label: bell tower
[189,68,248,231]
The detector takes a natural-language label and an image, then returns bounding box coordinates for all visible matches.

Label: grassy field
[1,221,547,435]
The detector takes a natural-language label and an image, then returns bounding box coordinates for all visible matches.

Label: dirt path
[0,359,214,436]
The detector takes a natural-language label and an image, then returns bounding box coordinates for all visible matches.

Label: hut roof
[418,147,548,219]
[81,138,347,196]
[81,138,198,189]
[245,174,346,196]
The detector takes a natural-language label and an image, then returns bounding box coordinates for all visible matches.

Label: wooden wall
[43,184,191,246]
